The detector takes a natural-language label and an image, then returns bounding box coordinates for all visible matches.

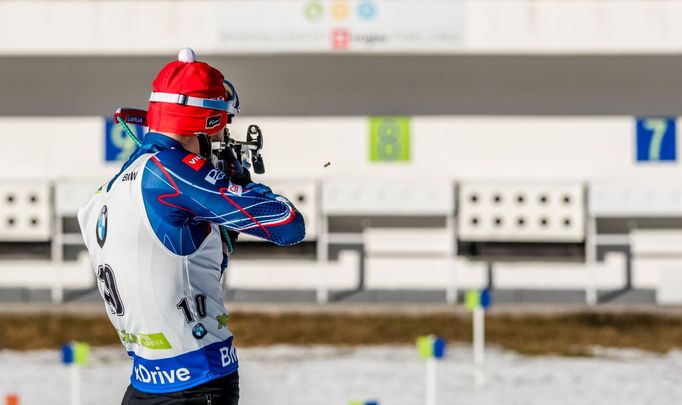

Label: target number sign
[369,116,410,162]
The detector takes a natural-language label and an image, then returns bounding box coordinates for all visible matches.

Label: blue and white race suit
[78,132,305,393]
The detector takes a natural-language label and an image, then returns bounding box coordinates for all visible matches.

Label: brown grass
[2,311,682,356]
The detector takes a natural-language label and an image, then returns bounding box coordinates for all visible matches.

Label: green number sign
[369,116,410,162]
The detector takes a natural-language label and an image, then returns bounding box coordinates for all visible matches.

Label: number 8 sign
[369,116,410,162]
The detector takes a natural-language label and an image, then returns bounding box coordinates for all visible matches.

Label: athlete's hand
[223,147,251,186]
[231,166,251,187]
[231,167,251,187]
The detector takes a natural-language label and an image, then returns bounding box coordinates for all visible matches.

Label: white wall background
[1,0,682,54]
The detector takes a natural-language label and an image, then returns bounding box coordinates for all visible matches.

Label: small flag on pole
[61,342,90,365]
[417,335,445,405]
[62,342,89,405]
[466,289,491,387]
[416,335,446,360]
[465,289,492,311]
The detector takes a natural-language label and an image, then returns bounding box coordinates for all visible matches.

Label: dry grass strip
[1,311,680,356]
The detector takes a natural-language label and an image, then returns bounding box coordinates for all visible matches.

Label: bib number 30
[97,264,125,316]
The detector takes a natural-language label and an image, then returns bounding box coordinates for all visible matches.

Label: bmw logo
[192,323,208,339]
[96,205,108,248]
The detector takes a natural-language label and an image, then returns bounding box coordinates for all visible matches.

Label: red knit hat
[147,48,238,136]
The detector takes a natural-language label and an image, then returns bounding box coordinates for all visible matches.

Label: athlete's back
[79,132,305,395]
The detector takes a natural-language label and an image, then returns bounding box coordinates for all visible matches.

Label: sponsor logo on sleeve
[204,168,226,185]
[205,115,222,129]
[227,182,242,196]
[181,154,207,171]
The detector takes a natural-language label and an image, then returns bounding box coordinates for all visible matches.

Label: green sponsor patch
[138,332,172,349]
[119,330,171,350]
[369,117,410,162]
[118,330,137,344]
[216,313,230,329]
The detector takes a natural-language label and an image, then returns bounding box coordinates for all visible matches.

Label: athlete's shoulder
[147,149,214,178]
[150,148,211,173]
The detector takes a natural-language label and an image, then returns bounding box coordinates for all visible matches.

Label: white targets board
[458,182,585,242]
[0,181,52,241]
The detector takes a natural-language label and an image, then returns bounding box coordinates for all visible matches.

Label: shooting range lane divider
[61,342,90,405]
[465,289,492,388]
[416,335,446,405]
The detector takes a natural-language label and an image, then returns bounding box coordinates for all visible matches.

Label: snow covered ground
[1,344,681,405]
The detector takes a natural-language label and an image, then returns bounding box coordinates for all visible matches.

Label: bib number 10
[177,294,207,323]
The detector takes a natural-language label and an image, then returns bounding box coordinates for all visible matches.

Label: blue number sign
[105,118,144,162]
[636,117,676,162]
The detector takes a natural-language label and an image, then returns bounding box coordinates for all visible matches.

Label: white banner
[3,0,682,55]
[216,0,465,53]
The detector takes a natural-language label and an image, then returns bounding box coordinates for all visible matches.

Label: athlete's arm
[143,149,305,246]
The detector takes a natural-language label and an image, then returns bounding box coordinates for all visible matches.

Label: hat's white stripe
[149,92,233,113]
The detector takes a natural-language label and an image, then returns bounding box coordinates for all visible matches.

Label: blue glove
[223,146,251,186]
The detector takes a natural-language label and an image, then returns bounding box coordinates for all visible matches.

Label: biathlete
[78,48,305,405]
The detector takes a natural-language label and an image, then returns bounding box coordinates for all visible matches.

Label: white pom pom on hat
[177,47,196,63]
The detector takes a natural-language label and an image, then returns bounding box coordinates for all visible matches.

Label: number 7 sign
[636,117,677,163]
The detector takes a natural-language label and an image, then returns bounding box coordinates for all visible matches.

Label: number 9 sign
[105,118,144,162]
